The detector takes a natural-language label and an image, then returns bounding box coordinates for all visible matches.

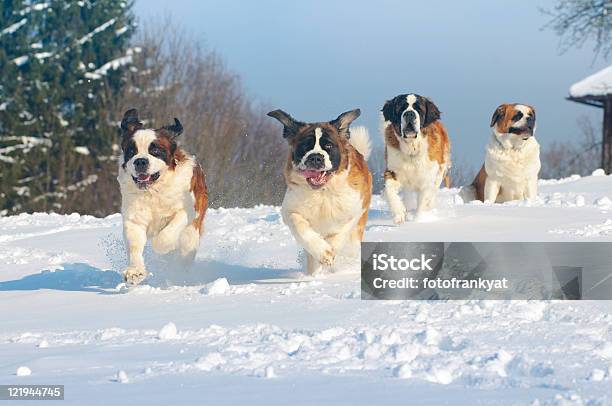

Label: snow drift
[1,173,612,405]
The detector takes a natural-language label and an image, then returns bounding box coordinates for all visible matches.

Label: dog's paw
[393,211,407,224]
[319,247,335,267]
[152,231,177,254]
[123,266,147,285]
[309,239,335,267]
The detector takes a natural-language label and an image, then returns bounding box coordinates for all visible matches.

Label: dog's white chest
[282,175,362,236]
[387,143,440,191]
[119,160,196,236]
[485,139,540,187]
[122,191,182,234]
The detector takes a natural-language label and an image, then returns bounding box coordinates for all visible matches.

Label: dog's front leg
[416,187,436,217]
[152,211,189,255]
[326,211,364,255]
[384,171,406,224]
[526,178,538,201]
[484,179,501,203]
[305,253,323,275]
[285,212,334,271]
[123,220,148,285]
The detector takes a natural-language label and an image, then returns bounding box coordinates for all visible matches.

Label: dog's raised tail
[349,126,371,161]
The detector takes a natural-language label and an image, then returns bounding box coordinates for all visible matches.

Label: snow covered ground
[1,173,612,405]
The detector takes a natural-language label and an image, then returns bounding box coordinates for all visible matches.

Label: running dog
[381,93,451,223]
[268,108,372,275]
[118,109,208,285]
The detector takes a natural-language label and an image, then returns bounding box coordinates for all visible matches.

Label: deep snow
[1,174,612,405]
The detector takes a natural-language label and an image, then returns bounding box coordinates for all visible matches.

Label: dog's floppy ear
[423,97,441,127]
[528,105,536,121]
[331,109,360,135]
[381,98,396,122]
[490,104,507,128]
[267,109,303,138]
[120,108,142,136]
[161,118,183,138]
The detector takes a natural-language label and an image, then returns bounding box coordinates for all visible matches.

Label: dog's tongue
[299,170,322,179]
[137,174,150,182]
[299,169,329,186]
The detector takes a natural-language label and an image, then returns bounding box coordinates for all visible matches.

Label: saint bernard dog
[381,93,451,223]
[118,109,208,285]
[462,103,540,203]
[267,108,372,275]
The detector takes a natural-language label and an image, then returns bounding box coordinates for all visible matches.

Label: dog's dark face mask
[120,109,184,190]
[382,93,441,138]
[267,108,360,189]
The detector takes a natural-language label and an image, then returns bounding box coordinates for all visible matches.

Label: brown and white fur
[461,103,540,203]
[267,108,372,275]
[381,93,451,223]
[118,109,208,285]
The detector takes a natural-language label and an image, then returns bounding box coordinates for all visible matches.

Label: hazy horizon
[134,0,609,170]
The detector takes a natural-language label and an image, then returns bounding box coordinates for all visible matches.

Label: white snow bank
[1,174,612,404]
[16,366,31,376]
[592,168,606,177]
[200,278,230,295]
[114,370,129,383]
[157,322,178,340]
[569,65,612,98]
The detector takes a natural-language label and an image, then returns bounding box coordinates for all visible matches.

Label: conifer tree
[0,0,136,215]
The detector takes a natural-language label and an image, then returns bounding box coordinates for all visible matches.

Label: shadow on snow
[0,260,299,293]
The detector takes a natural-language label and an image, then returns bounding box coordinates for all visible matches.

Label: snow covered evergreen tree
[0,0,136,216]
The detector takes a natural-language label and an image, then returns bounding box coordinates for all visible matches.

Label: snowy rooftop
[569,65,612,99]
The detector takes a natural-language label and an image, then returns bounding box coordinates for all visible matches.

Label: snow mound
[592,168,606,177]
[596,342,612,360]
[114,370,129,383]
[158,322,178,340]
[200,278,230,295]
[16,366,31,376]
[194,353,225,372]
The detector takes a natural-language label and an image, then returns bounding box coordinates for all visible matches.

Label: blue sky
[134,0,609,167]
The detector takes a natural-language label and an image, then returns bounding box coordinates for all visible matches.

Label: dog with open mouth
[117,109,208,285]
[267,108,372,275]
[461,103,540,203]
[381,93,451,223]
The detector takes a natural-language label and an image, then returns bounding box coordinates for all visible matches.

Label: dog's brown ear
[490,104,507,128]
[121,109,142,136]
[423,97,441,127]
[267,109,303,138]
[331,109,360,134]
[528,105,536,121]
[161,118,183,138]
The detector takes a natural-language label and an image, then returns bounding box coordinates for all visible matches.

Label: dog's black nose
[133,158,149,172]
[305,153,325,169]
[402,111,417,135]
[403,110,417,122]
[526,115,535,129]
